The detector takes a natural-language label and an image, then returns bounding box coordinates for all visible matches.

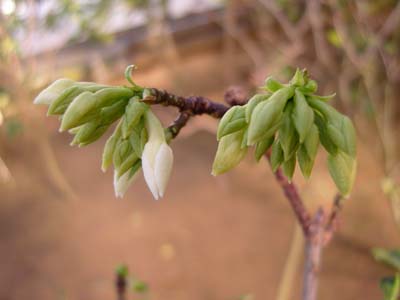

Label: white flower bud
[141,110,173,200]
[33,79,75,105]
[113,169,140,198]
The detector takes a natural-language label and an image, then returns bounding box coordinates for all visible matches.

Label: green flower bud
[114,160,142,198]
[270,139,284,172]
[298,80,318,94]
[121,98,148,139]
[297,124,319,178]
[113,140,132,171]
[60,91,97,131]
[245,93,270,123]
[128,118,148,157]
[290,68,306,86]
[279,102,299,161]
[34,78,76,105]
[282,154,296,181]
[327,151,357,196]
[93,87,134,109]
[117,152,140,178]
[255,135,274,162]
[292,89,314,143]
[100,98,129,125]
[264,76,284,93]
[48,83,108,115]
[102,122,122,172]
[217,106,246,140]
[212,130,248,176]
[71,118,108,146]
[247,86,294,145]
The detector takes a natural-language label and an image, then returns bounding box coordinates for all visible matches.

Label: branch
[143,88,229,118]
[265,152,312,237]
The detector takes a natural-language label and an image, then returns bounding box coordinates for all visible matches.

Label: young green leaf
[327,151,356,196]
[212,130,248,175]
[245,93,270,123]
[217,106,246,140]
[282,154,296,181]
[270,139,284,172]
[279,103,299,161]
[255,135,274,162]
[292,89,314,143]
[247,86,294,145]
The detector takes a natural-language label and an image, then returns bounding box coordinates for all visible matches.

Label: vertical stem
[116,273,127,300]
[302,210,325,300]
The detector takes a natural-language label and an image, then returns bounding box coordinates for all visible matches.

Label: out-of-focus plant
[115,264,150,300]
[35,66,356,300]
[373,248,400,300]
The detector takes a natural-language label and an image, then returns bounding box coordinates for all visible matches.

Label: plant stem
[303,209,325,300]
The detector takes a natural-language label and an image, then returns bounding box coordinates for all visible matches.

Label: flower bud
[264,76,284,93]
[102,122,122,172]
[290,68,306,86]
[292,89,314,143]
[34,79,76,105]
[60,91,97,131]
[217,106,246,140]
[48,83,107,115]
[122,98,148,139]
[114,161,142,198]
[93,87,134,109]
[71,119,108,146]
[247,86,294,145]
[141,110,174,200]
[212,130,248,176]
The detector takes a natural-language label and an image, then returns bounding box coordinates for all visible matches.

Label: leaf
[245,93,270,123]
[372,248,400,271]
[380,274,400,300]
[292,89,314,143]
[247,86,293,145]
[270,139,284,172]
[212,130,248,175]
[217,106,246,140]
[255,135,274,162]
[282,154,296,181]
[279,102,299,161]
[263,76,284,92]
[314,113,338,155]
[327,151,356,196]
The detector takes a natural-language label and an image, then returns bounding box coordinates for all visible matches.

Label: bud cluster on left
[34,78,174,199]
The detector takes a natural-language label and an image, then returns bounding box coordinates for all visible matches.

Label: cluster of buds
[34,78,173,199]
[213,69,357,196]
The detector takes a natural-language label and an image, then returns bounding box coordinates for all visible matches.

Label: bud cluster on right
[213,69,357,196]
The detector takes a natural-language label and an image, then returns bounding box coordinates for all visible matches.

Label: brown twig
[116,272,127,300]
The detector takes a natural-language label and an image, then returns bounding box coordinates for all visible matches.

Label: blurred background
[0,0,400,299]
